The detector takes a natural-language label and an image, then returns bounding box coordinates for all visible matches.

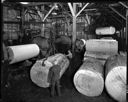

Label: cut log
[96,26,116,35]
[8,44,40,64]
[74,57,104,97]
[30,53,69,88]
[105,54,126,102]
[85,39,118,54]
[84,51,115,60]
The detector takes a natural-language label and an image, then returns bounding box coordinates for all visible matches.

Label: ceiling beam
[109,5,126,20]
[76,3,89,17]
[43,4,56,22]
[68,3,75,16]
[21,2,51,7]
[119,2,128,8]
[85,14,90,24]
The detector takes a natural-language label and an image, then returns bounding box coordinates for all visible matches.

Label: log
[96,26,116,35]
[30,53,69,88]
[105,54,126,102]
[84,51,115,60]
[84,56,106,66]
[8,44,40,64]
[86,39,118,54]
[74,57,104,97]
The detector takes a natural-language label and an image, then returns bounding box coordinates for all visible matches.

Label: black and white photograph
[1,1,127,102]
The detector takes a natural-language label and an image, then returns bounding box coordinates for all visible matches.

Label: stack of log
[74,27,126,101]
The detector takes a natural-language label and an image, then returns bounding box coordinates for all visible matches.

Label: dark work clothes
[68,46,86,80]
[1,43,10,102]
[47,65,61,96]
[47,65,61,84]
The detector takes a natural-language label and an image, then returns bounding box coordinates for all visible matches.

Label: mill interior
[1,1,127,102]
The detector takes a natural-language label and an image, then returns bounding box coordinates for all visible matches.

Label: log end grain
[105,66,126,102]
[74,69,104,97]
[30,60,50,88]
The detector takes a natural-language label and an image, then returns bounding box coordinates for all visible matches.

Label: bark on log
[74,57,104,97]
[105,54,127,102]
[30,53,69,88]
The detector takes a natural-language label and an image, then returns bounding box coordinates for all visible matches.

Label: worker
[2,43,11,87]
[47,60,61,97]
[1,42,11,102]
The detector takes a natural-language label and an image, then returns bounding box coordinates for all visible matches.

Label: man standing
[47,61,61,97]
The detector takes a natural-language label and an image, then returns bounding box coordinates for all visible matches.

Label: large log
[8,44,40,64]
[85,39,118,54]
[30,53,69,88]
[105,54,127,102]
[96,26,116,35]
[74,57,104,97]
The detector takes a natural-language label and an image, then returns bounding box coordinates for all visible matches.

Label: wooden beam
[126,9,128,48]
[109,5,126,20]
[85,14,90,25]
[21,2,51,7]
[76,3,89,17]
[119,2,128,8]
[72,3,77,54]
[68,3,75,16]
[43,4,55,22]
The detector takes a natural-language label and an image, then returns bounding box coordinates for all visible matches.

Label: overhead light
[54,4,58,10]
[20,2,29,4]
[52,11,57,15]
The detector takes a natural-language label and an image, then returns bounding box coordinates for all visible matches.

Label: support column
[72,3,77,55]
[41,5,45,37]
[21,6,24,43]
[126,9,128,51]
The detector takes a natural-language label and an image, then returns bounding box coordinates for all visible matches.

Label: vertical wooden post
[126,9,128,51]
[72,3,77,55]
[21,6,24,43]
[40,5,44,37]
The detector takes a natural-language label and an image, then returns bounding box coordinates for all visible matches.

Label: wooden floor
[2,54,117,102]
